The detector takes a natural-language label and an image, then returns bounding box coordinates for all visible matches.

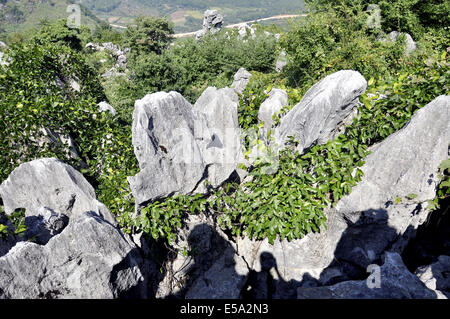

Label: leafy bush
[0,42,106,182]
[123,16,175,56]
[308,0,449,38]
[280,6,408,88]
[127,30,278,103]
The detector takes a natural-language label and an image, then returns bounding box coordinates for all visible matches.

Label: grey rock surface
[336,95,450,258]
[415,255,450,298]
[387,31,417,55]
[98,101,117,116]
[297,252,439,299]
[236,209,349,298]
[275,49,288,73]
[194,87,241,189]
[0,158,115,225]
[237,95,450,297]
[185,245,249,299]
[273,70,367,154]
[258,88,288,131]
[231,68,252,95]
[128,91,208,205]
[0,212,148,299]
[195,10,224,40]
[129,89,243,205]
[24,207,69,245]
[156,213,236,298]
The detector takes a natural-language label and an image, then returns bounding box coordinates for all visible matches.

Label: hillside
[0,0,101,38]
[82,0,305,32]
[0,0,449,302]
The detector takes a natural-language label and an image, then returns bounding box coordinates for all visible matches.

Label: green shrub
[0,42,106,182]
[280,6,408,88]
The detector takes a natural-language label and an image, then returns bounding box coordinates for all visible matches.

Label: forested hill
[0,0,305,37]
[0,0,101,37]
[82,0,305,32]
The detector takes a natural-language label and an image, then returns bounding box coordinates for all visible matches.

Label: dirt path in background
[110,14,306,37]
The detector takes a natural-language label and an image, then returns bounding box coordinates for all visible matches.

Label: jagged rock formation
[0,158,115,225]
[0,211,148,299]
[1,67,448,299]
[415,255,450,298]
[258,88,288,131]
[195,10,224,40]
[275,49,288,72]
[296,252,440,299]
[231,67,252,95]
[273,70,367,154]
[379,31,417,55]
[85,42,130,78]
[193,87,242,189]
[98,101,117,116]
[128,88,242,206]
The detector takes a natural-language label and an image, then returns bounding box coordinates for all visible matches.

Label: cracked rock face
[258,88,288,131]
[128,89,242,206]
[237,95,450,297]
[231,68,252,95]
[194,87,242,189]
[0,158,115,225]
[297,252,439,299]
[0,212,148,299]
[415,255,450,298]
[335,95,450,258]
[273,70,367,154]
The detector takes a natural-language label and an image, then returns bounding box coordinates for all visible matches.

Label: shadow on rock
[156,222,249,299]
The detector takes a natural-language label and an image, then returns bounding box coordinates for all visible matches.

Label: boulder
[231,68,252,95]
[0,211,148,299]
[297,252,439,299]
[0,158,115,225]
[335,95,450,260]
[387,31,417,55]
[275,49,288,73]
[237,24,256,41]
[415,255,450,298]
[273,70,367,154]
[128,91,208,205]
[129,89,243,205]
[98,101,117,116]
[258,88,288,131]
[194,87,242,188]
[202,10,223,33]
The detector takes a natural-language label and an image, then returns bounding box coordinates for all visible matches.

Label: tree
[123,16,174,56]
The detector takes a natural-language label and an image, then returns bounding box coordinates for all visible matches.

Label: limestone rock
[194,87,241,188]
[297,252,439,299]
[273,70,367,154]
[237,95,450,297]
[129,89,243,205]
[185,245,249,299]
[0,158,115,225]
[336,95,450,258]
[231,68,252,95]
[128,91,208,205]
[387,31,417,55]
[98,101,117,116]
[415,255,450,298]
[258,88,288,131]
[0,212,148,299]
